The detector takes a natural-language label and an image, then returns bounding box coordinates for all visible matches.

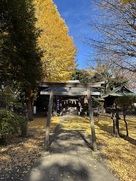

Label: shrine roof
[102,84,135,98]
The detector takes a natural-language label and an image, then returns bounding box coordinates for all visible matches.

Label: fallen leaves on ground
[94,116,136,181]
[0,115,135,181]
[61,115,136,181]
[0,116,61,181]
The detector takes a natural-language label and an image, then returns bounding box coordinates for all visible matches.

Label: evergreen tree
[71,69,93,83]
[0,0,42,121]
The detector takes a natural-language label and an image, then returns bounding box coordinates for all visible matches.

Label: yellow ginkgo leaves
[34,0,76,82]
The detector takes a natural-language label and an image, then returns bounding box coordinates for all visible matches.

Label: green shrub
[115,95,136,113]
[0,109,26,138]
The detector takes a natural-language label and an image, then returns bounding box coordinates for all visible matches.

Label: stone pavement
[23,116,119,181]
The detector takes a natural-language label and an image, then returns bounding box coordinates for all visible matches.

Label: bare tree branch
[85,0,136,74]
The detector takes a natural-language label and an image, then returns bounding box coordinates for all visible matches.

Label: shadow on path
[24,116,119,181]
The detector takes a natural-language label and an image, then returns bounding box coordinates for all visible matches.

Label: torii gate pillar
[87,87,97,151]
[45,88,54,150]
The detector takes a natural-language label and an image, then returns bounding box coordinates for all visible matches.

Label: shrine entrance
[39,82,104,152]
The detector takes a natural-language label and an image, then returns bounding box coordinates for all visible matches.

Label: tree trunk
[21,119,28,137]
[123,112,128,136]
[116,112,120,135]
[26,97,33,121]
[112,112,116,134]
[113,112,120,137]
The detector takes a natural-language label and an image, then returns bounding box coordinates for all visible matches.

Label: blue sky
[53,0,94,69]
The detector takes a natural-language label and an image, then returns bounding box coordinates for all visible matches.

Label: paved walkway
[24,116,119,181]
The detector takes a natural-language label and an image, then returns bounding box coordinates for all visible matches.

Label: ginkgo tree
[34,0,76,82]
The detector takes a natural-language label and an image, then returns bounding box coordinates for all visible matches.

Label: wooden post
[111,104,120,137]
[45,88,54,150]
[87,87,97,152]
[112,112,120,137]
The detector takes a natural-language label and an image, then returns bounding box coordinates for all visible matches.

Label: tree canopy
[0,0,42,86]
[0,0,42,120]
[86,0,136,74]
[71,69,94,83]
[71,65,128,94]
[34,0,76,82]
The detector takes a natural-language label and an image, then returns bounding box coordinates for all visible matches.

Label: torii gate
[39,82,104,152]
